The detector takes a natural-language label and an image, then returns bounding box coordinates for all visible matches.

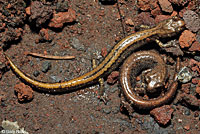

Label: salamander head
[156,16,185,37]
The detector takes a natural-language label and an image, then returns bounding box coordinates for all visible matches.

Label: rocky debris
[14,83,34,102]
[1,28,23,43]
[155,15,170,23]
[195,86,200,96]
[41,61,52,73]
[101,47,107,57]
[158,0,173,13]
[56,0,69,12]
[161,39,184,56]
[0,0,26,28]
[177,67,192,83]
[189,59,200,75]
[183,10,200,32]
[133,12,155,26]
[183,124,190,131]
[179,30,196,48]
[0,0,26,45]
[48,8,76,28]
[29,1,53,27]
[69,37,85,51]
[0,48,7,79]
[179,93,200,107]
[150,105,174,125]
[107,71,119,84]
[137,0,158,11]
[38,28,54,42]
[189,41,200,52]
[169,0,189,6]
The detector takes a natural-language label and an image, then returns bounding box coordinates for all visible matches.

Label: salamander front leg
[92,59,108,104]
[155,39,174,48]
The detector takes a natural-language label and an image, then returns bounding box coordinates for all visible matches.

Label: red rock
[192,78,199,84]
[191,66,200,74]
[14,83,34,102]
[107,71,119,84]
[183,10,200,32]
[125,18,134,26]
[151,6,162,16]
[179,8,187,18]
[195,86,200,95]
[187,1,196,10]
[155,15,171,23]
[171,11,178,16]
[184,124,190,130]
[134,12,155,26]
[158,0,173,13]
[189,41,200,52]
[181,83,190,94]
[189,59,198,66]
[150,105,174,125]
[48,8,76,28]
[101,47,107,57]
[137,0,153,11]
[182,93,200,107]
[39,28,53,42]
[169,0,189,6]
[25,7,31,15]
[179,30,196,48]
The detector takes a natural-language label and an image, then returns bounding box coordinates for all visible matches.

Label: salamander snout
[156,16,185,37]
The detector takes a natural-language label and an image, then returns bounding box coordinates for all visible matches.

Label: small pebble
[41,61,51,73]
[194,56,200,62]
[177,67,192,83]
[183,10,200,32]
[33,70,40,77]
[112,106,120,114]
[102,107,111,114]
[184,108,191,116]
[50,76,62,83]
[70,37,85,51]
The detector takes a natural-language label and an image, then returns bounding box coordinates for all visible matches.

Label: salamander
[120,51,180,109]
[5,16,185,93]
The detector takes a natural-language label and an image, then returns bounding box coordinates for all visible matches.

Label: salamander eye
[154,82,164,88]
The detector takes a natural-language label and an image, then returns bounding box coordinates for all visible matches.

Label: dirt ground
[0,0,200,133]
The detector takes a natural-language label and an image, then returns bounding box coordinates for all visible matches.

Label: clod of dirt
[155,15,171,23]
[158,0,173,13]
[29,1,53,27]
[14,83,34,102]
[56,0,69,12]
[0,49,7,79]
[101,47,107,57]
[133,12,155,26]
[150,105,174,125]
[179,30,196,48]
[180,93,200,107]
[183,10,200,32]
[107,71,119,84]
[0,0,26,45]
[0,0,26,28]
[38,28,53,42]
[48,8,76,28]
[1,28,23,43]
[189,41,200,52]
[161,39,183,56]
[195,86,200,96]
[169,0,189,6]
[137,0,158,11]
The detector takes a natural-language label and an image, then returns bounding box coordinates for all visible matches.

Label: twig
[27,52,75,60]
